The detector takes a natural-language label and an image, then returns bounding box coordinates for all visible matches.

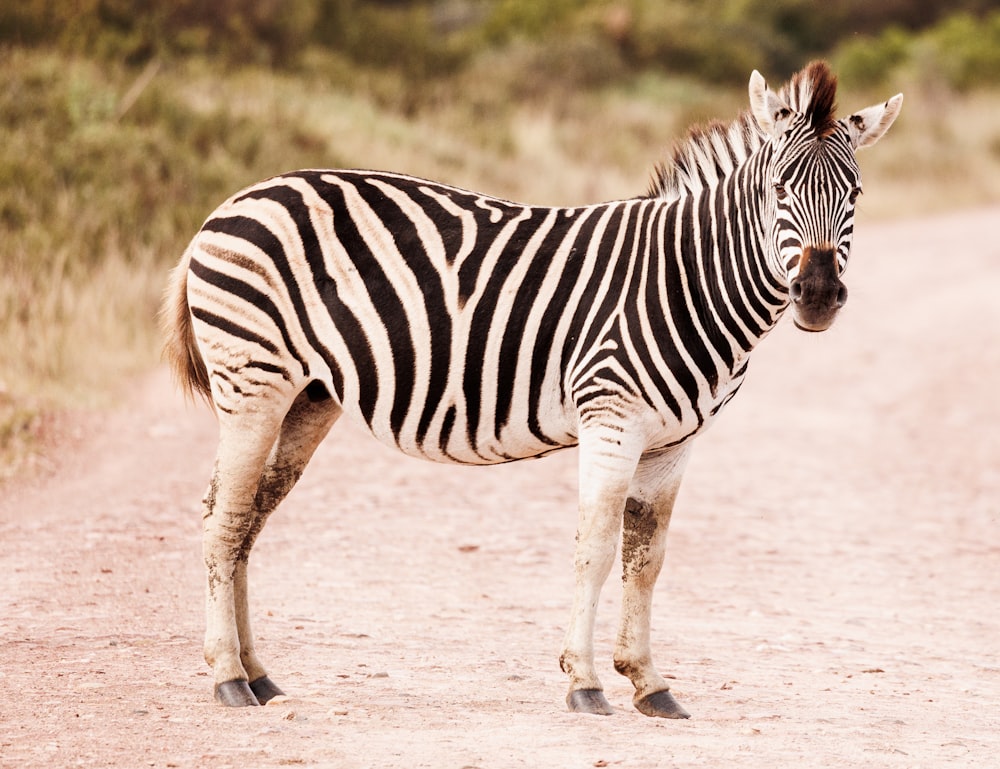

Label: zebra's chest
[630,357,752,452]
[701,363,749,423]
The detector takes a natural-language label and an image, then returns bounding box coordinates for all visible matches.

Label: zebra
[162,61,902,718]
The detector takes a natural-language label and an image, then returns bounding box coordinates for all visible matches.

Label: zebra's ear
[843,93,904,150]
[749,69,795,140]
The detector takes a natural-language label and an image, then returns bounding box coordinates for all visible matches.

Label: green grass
[2,44,1000,477]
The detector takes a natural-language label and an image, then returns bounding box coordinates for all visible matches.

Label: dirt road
[1,207,997,768]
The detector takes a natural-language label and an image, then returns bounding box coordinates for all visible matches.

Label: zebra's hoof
[566,688,614,715]
[249,675,285,704]
[215,679,260,707]
[634,689,690,719]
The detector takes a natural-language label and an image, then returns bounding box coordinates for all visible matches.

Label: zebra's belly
[335,388,580,467]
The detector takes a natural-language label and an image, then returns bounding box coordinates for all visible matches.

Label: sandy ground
[1,207,998,768]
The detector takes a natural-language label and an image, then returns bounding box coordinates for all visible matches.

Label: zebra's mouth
[793,318,831,333]
[792,310,838,333]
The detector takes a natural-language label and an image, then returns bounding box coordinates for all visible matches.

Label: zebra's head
[749,62,903,332]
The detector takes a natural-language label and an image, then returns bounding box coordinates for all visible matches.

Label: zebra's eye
[848,186,862,205]
[774,183,788,201]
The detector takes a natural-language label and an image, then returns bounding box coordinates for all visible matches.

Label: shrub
[925,11,1000,91]
[834,10,1000,91]
[835,26,913,89]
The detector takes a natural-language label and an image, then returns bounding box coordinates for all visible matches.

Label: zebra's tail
[160,243,212,403]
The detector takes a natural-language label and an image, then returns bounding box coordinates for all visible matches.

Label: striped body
[166,62,902,715]
[187,169,777,466]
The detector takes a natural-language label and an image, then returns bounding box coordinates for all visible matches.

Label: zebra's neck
[639,158,787,385]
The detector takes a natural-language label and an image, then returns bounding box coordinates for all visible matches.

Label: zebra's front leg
[614,446,692,718]
[560,425,643,715]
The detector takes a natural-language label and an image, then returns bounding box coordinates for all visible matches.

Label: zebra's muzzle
[789,246,847,332]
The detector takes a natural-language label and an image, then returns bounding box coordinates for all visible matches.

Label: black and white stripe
[187,161,791,465]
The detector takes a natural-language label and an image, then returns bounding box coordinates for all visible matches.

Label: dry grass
[855,86,1000,219]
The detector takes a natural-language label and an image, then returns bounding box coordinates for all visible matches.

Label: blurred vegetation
[2,0,1000,91]
[2,0,1000,476]
[1,1,999,90]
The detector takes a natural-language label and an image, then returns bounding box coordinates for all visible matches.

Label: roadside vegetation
[2,0,1000,477]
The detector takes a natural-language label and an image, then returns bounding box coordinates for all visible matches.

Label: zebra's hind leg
[613,446,692,719]
[202,402,286,707]
[203,382,340,707]
[234,385,341,704]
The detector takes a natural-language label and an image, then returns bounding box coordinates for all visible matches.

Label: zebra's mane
[647,61,840,202]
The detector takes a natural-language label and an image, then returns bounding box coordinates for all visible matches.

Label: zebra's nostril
[836,285,848,307]
[789,280,803,302]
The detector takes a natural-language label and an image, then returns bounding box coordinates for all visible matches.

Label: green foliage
[480,0,587,42]
[4,0,1000,86]
[0,0,320,66]
[834,10,1000,91]
[311,0,473,80]
[620,1,773,83]
[834,26,913,88]
[925,12,1000,91]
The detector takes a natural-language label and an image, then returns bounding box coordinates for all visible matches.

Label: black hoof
[249,675,285,704]
[215,679,260,707]
[634,689,690,719]
[567,688,614,715]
